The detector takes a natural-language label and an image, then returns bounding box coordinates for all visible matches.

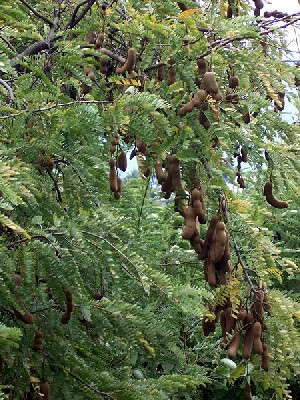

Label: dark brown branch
[46,169,63,203]
[16,41,50,60]
[0,79,14,103]
[7,234,62,257]
[18,0,54,27]
[99,47,125,64]
[144,62,165,73]
[66,0,97,29]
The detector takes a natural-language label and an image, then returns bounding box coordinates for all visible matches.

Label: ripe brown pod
[111,136,119,146]
[191,188,206,224]
[241,145,248,162]
[263,181,288,209]
[207,261,217,286]
[182,206,197,240]
[261,343,269,371]
[169,155,183,191]
[40,381,51,400]
[109,158,118,193]
[83,66,96,80]
[157,65,165,82]
[155,163,168,184]
[167,57,176,86]
[32,330,43,351]
[202,316,216,336]
[229,76,239,89]
[190,230,204,254]
[244,382,252,400]
[116,48,136,74]
[12,273,21,286]
[209,222,227,263]
[242,112,251,124]
[136,139,147,155]
[110,144,116,154]
[254,0,264,9]
[242,324,254,359]
[199,110,211,130]
[95,32,105,49]
[114,177,122,200]
[84,31,97,44]
[14,296,34,324]
[178,90,207,116]
[228,329,242,358]
[253,321,263,354]
[198,214,219,260]
[174,194,187,218]
[60,290,74,325]
[201,72,219,94]
[197,59,206,74]
[117,150,127,172]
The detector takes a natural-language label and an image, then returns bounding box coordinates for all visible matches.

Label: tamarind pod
[242,112,251,124]
[161,173,172,194]
[275,92,285,111]
[84,31,97,44]
[191,188,201,202]
[32,330,43,351]
[254,7,260,16]
[254,0,264,9]
[60,311,72,324]
[111,137,119,146]
[216,259,230,273]
[207,261,217,286]
[65,290,74,314]
[12,273,21,286]
[191,188,206,222]
[244,382,252,400]
[263,182,288,209]
[95,32,105,49]
[237,176,246,189]
[237,309,247,323]
[228,329,242,358]
[197,59,206,74]
[199,110,211,130]
[264,150,270,161]
[182,206,197,240]
[155,163,168,184]
[14,308,34,324]
[99,59,108,74]
[227,5,233,18]
[174,195,187,217]
[253,322,263,355]
[252,289,264,321]
[169,155,183,191]
[242,324,254,359]
[229,76,239,89]
[114,177,122,200]
[167,57,176,86]
[190,231,204,254]
[264,11,272,17]
[262,292,270,312]
[40,381,50,400]
[109,158,118,193]
[178,90,208,116]
[243,313,254,330]
[218,270,227,285]
[83,67,96,80]
[117,150,127,172]
[136,139,147,155]
[208,222,227,263]
[178,2,188,11]
[261,343,269,371]
[225,307,236,336]
[212,91,223,101]
[157,65,165,82]
[202,316,216,336]
[202,72,219,94]
[198,214,219,260]
[116,48,136,74]
[110,144,116,154]
[241,145,248,162]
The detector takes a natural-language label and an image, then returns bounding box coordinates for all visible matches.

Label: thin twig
[7,234,62,257]
[18,0,54,27]
[66,0,97,29]
[0,100,109,120]
[137,175,150,228]
[46,169,63,203]
[0,35,17,54]
[0,79,14,102]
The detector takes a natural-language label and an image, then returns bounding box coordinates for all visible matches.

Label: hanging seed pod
[182,206,197,240]
[261,343,269,371]
[244,382,252,400]
[116,48,136,74]
[191,188,206,223]
[60,290,74,324]
[197,58,206,74]
[206,260,217,286]
[157,65,165,82]
[117,150,127,172]
[12,273,21,286]
[32,330,43,351]
[263,181,288,209]
[241,146,248,162]
[208,222,228,263]
[243,324,254,359]
[242,112,251,124]
[114,177,122,200]
[229,75,239,89]
[84,31,97,44]
[167,57,176,86]
[109,158,118,193]
[190,230,204,254]
[253,321,263,354]
[95,32,105,49]
[136,139,147,155]
[199,110,211,130]
[178,90,207,116]
[155,163,168,184]
[40,381,51,400]
[174,194,187,218]
[201,72,219,94]
[198,214,219,260]
[202,316,216,336]
[169,154,183,191]
[13,296,34,324]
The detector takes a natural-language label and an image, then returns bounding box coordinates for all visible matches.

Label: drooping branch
[18,0,54,27]
[0,79,14,103]
[66,0,97,29]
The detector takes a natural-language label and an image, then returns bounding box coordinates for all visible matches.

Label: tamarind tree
[0,0,300,399]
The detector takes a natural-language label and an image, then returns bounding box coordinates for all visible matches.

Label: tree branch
[0,79,14,103]
[18,0,54,27]
[16,41,50,60]
[0,35,17,54]
[99,47,126,64]
[66,0,97,29]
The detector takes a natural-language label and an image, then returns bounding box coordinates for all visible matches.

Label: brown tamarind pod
[228,329,242,358]
[136,139,147,155]
[191,188,206,222]
[95,32,105,49]
[190,230,204,254]
[253,321,263,355]
[202,316,216,336]
[169,155,183,191]
[111,136,119,146]
[174,195,187,217]
[157,65,165,82]
[117,150,127,172]
[237,175,246,189]
[242,112,251,124]
[178,90,207,116]
[225,307,236,336]
[99,59,108,74]
[244,382,252,400]
[212,91,223,101]
[84,31,97,44]
[242,324,254,359]
[110,144,116,154]
[40,381,50,400]
[241,145,248,162]
[32,330,43,351]
[167,57,176,86]
[114,177,122,200]
[263,181,288,209]
[116,48,136,74]
[198,214,219,260]
[182,206,197,240]
[261,343,269,371]
[206,261,216,286]
[197,59,206,74]
[254,0,264,9]
[12,273,21,286]
[243,313,254,330]
[229,76,239,89]
[254,7,260,16]
[109,158,118,193]
[65,290,74,314]
[199,110,211,130]
[84,67,96,80]
[14,296,34,324]
[155,163,167,184]
[209,222,227,263]
[201,72,219,94]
